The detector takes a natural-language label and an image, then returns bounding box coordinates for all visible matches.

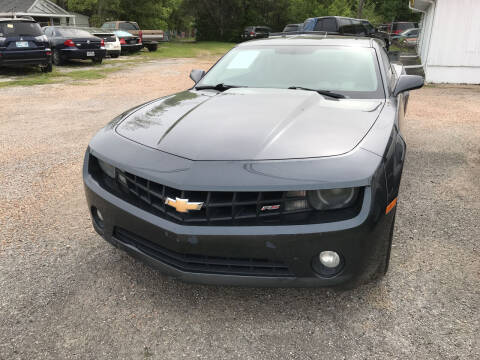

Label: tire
[92,57,103,64]
[53,49,64,66]
[147,43,158,52]
[41,62,53,73]
[111,54,119,59]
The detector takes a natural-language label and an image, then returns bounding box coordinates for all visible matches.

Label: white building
[410,0,480,84]
[0,0,89,27]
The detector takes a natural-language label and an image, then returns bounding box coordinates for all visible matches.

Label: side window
[380,48,396,92]
[314,18,337,32]
[353,21,366,35]
[338,18,354,34]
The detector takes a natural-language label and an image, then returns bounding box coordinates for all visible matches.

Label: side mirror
[393,75,424,96]
[190,69,205,84]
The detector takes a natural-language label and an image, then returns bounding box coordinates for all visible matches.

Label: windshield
[56,28,92,37]
[0,22,42,37]
[197,45,384,99]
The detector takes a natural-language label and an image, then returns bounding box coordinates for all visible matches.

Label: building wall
[420,0,480,84]
[60,12,89,27]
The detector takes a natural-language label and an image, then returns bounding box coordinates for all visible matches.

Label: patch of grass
[0,64,128,88]
[0,75,54,88]
[141,41,235,59]
[63,69,106,80]
[0,41,234,88]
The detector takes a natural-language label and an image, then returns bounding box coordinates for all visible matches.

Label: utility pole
[357,0,366,18]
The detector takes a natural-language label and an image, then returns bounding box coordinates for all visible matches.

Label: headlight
[97,158,115,178]
[307,188,357,210]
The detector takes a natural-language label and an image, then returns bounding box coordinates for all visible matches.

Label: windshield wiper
[288,86,346,99]
[195,83,246,92]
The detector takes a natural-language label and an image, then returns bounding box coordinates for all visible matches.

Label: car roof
[238,35,376,48]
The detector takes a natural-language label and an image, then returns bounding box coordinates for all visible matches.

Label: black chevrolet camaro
[83,35,423,288]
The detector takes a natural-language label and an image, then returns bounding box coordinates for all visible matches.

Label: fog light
[319,251,340,268]
[92,207,104,230]
[96,208,104,222]
[312,251,344,278]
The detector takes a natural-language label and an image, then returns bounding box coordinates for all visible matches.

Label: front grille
[114,227,294,277]
[90,155,363,226]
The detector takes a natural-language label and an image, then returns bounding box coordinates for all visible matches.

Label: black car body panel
[83,36,421,287]
[43,26,106,62]
[115,89,385,161]
[0,18,51,68]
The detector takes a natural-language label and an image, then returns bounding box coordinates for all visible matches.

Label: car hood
[116,88,384,161]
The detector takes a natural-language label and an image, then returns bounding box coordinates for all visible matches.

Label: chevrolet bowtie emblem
[165,197,203,213]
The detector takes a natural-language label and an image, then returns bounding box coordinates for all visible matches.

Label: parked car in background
[391,28,419,41]
[0,16,52,72]
[390,22,419,35]
[86,28,121,58]
[401,36,419,48]
[241,26,272,40]
[302,16,390,49]
[113,30,142,54]
[43,26,106,65]
[101,21,166,52]
[282,23,303,33]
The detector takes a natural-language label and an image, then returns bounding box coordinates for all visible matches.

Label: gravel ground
[0,59,479,359]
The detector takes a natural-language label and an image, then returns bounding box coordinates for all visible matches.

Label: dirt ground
[0,58,479,359]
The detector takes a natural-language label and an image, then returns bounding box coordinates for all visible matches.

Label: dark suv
[0,17,52,72]
[302,16,390,49]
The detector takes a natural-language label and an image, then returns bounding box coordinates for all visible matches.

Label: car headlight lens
[97,158,115,178]
[307,188,357,210]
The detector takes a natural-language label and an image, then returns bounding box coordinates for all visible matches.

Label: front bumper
[83,152,393,287]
